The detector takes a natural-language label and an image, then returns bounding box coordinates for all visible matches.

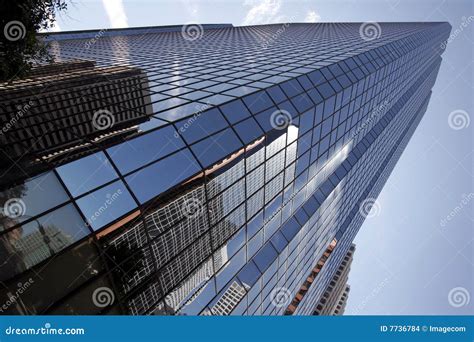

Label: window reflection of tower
[95,124,299,316]
[0,60,153,189]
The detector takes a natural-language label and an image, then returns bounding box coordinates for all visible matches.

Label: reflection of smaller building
[0,60,152,188]
[12,225,74,269]
[313,244,355,316]
[209,280,247,316]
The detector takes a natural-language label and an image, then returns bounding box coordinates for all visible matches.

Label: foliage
[0,0,67,82]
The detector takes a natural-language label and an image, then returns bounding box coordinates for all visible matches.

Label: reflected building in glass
[0,22,450,315]
[313,244,354,316]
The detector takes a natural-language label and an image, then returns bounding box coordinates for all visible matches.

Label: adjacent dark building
[313,244,355,315]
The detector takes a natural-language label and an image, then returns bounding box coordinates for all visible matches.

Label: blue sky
[50,0,473,315]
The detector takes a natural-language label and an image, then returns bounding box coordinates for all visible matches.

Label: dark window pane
[0,203,89,281]
[156,102,206,121]
[266,86,287,104]
[176,108,228,144]
[126,150,201,204]
[76,181,137,230]
[191,128,243,168]
[280,217,301,241]
[234,117,264,144]
[219,100,251,124]
[253,242,278,273]
[280,79,304,98]
[0,237,103,314]
[107,125,185,174]
[237,261,261,287]
[47,275,118,314]
[270,231,288,253]
[242,91,273,114]
[57,152,119,197]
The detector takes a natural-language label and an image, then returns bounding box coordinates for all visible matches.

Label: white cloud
[102,0,129,28]
[242,0,283,26]
[181,0,199,18]
[304,10,321,23]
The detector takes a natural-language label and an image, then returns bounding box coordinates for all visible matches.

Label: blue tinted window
[253,242,278,273]
[191,128,243,168]
[247,211,263,237]
[254,106,279,132]
[248,230,263,258]
[156,102,206,121]
[126,150,201,203]
[200,94,235,106]
[216,249,246,291]
[277,101,298,118]
[151,97,189,113]
[266,86,287,104]
[180,90,212,101]
[234,117,264,144]
[176,108,228,144]
[317,82,336,99]
[270,231,288,253]
[297,75,313,90]
[107,125,185,174]
[76,180,137,230]
[280,79,304,98]
[280,217,301,241]
[307,88,324,104]
[57,152,118,197]
[223,86,258,97]
[219,100,251,124]
[226,228,246,258]
[299,108,315,134]
[237,261,261,287]
[323,96,336,119]
[290,93,313,113]
[307,70,326,86]
[178,280,216,315]
[242,92,273,114]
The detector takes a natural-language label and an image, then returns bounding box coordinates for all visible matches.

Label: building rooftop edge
[39,23,234,41]
[39,22,450,41]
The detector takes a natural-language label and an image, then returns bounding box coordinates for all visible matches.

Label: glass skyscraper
[0,22,450,315]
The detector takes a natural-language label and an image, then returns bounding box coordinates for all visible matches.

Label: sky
[49,0,473,315]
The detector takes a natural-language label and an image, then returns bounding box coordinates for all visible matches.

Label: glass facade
[0,23,450,315]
